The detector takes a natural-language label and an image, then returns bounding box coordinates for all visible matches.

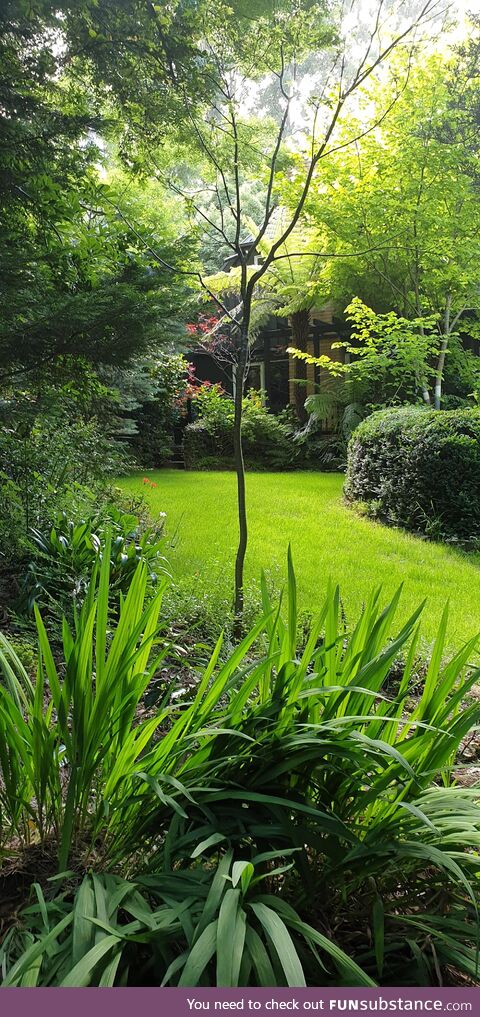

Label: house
[187,236,349,429]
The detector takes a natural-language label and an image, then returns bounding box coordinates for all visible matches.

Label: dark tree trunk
[233,336,248,636]
[290,309,311,424]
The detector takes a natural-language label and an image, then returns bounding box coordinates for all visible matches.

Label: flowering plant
[185,312,233,360]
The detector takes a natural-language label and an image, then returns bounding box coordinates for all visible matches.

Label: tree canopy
[291,51,480,406]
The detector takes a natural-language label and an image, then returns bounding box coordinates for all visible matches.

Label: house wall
[289,302,344,432]
[189,303,346,431]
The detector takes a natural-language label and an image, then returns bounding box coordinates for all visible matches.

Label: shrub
[345,406,480,541]
[0,543,171,871]
[20,505,168,619]
[241,390,300,469]
[1,552,480,985]
[0,412,125,565]
[184,385,300,471]
[123,353,191,468]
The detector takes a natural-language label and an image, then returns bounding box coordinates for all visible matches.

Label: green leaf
[60,936,120,986]
[217,889,246,986]
[245,926,277,986]
[232,861,254,895]
[191,833,226,858]
[249,902,306,987]
[72,876,96,964]
[3,912,74,986]
[178,921,218,986]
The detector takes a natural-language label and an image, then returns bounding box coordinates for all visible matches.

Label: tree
[204,220,332,422]
[299,50,480,409]
[177,0,444,624]
[0,1,199,392]
[72,0,446,626]
[60,0,212,156]
[0,0,104,382]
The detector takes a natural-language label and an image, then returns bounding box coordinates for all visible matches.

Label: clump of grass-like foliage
[1,546,479,986]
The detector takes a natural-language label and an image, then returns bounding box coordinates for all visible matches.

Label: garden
[1,0,480,991]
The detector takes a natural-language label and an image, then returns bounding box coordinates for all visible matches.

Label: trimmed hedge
[345,406,480,541]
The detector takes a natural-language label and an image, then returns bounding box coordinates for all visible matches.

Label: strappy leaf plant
[0,534,170,869]
[1,547,480,985]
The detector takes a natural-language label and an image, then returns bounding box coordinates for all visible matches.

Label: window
[246,361,266,398]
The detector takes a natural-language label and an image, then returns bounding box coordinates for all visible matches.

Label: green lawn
[118,470,480,650]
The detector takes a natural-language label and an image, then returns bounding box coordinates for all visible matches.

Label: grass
[117,470,480,649]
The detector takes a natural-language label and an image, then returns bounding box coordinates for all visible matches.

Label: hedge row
[183,420,346,471]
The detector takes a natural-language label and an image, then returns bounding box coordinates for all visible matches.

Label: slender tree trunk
[411,256,432,405]
[434,337,449,410]
[233,334,248,635]
[434,295,452,411]
[421,381,431,405]
[415,328,430,404]
[290,309,310,424]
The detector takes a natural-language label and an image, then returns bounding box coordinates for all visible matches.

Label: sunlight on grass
[118,470,480,650]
